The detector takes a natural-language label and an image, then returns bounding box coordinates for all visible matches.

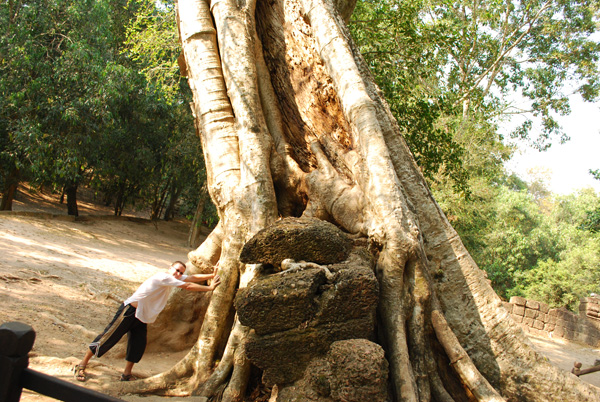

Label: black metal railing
[0,322,123,402]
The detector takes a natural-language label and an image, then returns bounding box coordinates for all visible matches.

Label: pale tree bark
[115,0,600,400]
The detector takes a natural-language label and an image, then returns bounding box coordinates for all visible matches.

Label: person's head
[170,261,187,278]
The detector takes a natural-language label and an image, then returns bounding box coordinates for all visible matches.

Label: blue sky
[506,97,600,195]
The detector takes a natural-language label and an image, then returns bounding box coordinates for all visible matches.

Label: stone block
[512,314,523,323]
[523,317,534,327]
[564,329,575,341]
[510,296,527,306]
[533,320,545,330]
[513,305,525,316]
[502,302,513,313]
[556,309,575,322]
[526,300,540,310]
[548,315,557,325]
[539,302,550,314]
[524,309,538,319]
[235,268,327,335]
[583,333,600,347]
[587,304,600,314]
[587,311,600,320]
[554,326,565,338]
[239,217,352,269]
[246,317,375,385]
[544,323,555,332]
[581,297,600,305]
[548,309,558,317]
[532,328,545,337]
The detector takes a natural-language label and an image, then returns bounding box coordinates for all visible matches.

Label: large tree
[117,0,600,400]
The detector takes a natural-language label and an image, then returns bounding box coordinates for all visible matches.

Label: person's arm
[183,273,215,283]
[178,275,221,291]
[183,264,219,283]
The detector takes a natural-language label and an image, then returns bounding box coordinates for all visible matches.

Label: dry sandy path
[1,188,195,401]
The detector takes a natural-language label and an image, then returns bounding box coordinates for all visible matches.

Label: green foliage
[0,0,209,220]
[582,207,600,233]
[469,187,560,299]
[124,0,182,104]
[522,236,600,311]
[350,0,600,195]
[350,0,471,193]
[442,180,600,310]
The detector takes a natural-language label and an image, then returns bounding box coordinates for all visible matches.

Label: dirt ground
[1,186,194,401]
[1,185,600,401]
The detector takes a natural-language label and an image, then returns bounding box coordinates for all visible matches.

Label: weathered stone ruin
[235,217,389,401]
[505,296,600,347]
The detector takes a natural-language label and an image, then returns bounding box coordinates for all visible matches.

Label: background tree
[123,0,213,227]
[520,189,600,309]
[0,0,205,218]
[349,0,600,195]
[0,0,61,209]
[115,0,600,400]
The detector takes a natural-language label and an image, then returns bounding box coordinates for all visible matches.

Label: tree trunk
[114,183,126,216]
[162,183,181,221]
[65,181,79,217]
[0,168,19,211]
[188,192,207,248]
[116,0,600,400]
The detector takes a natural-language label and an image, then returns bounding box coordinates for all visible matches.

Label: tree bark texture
[0,168,19,211]
[115,0,600,400]
[65,181,79,217]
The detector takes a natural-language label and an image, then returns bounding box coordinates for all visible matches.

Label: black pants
[88,303,147,363]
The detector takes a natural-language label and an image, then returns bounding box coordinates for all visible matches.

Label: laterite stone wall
[504,296,600,347]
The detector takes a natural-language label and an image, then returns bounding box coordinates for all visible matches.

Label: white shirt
[124,272,187,323]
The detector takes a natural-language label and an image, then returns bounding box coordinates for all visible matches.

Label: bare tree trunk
[0,168,19,211]
[65,180,79,217]
[188,192,207,248]
[115,0,600,400]
[162,183,181,221]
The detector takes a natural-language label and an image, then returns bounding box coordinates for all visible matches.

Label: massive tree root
[115,0,600,400]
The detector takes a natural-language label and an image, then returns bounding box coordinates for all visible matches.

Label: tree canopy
[0,0,207,221]
[349,0,600,194]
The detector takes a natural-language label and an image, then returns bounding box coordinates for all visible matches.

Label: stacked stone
[508,296,550,336]
[551,308,577,341]
[234,217,389,401]
[507,296,600,347]
[580,297,600,320]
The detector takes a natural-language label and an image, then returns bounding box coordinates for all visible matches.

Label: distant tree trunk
[114,184,126,216]
[162,183,181,221]
[65,181,79,216]
[117,0,600,400]
[0,168,19,211]
[151,179,171,220]
[188,192,207,248]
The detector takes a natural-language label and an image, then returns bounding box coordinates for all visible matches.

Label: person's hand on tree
[210,274,221,290]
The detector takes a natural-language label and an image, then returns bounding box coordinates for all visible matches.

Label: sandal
[120,373,137,382]
[73,365,87,382]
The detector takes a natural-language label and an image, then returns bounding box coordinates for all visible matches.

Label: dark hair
[171,261,187,270]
